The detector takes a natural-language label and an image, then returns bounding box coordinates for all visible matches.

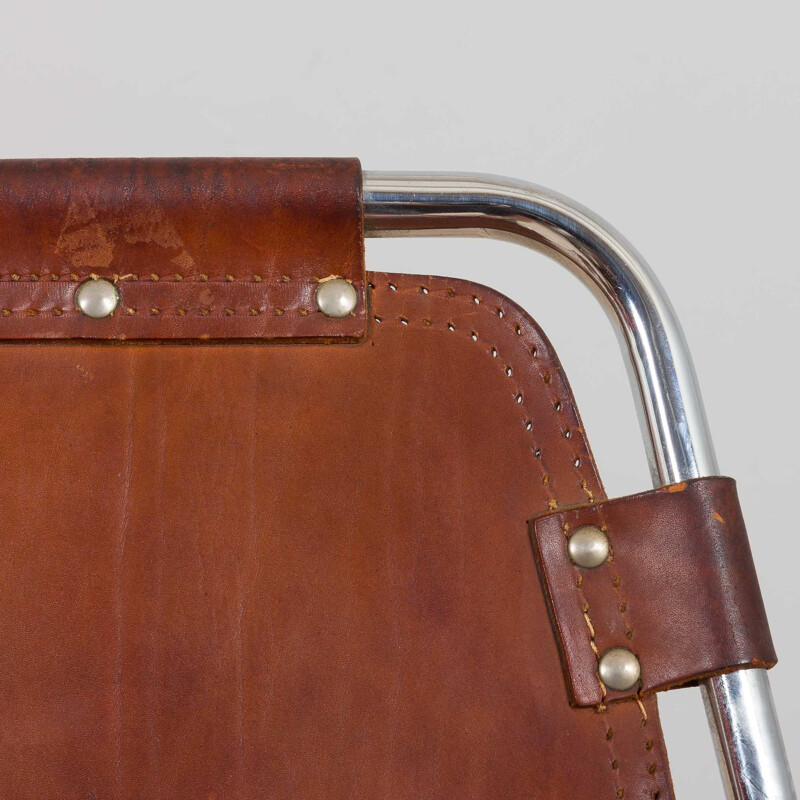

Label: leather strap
[530,476,777,707]
[0,158,365,341]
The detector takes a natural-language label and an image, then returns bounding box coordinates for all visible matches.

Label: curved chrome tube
[363,172,795,800]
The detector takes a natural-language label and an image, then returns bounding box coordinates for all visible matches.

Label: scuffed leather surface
[0,158,365,340]
[531,477,777,707]
[0,272,673,799]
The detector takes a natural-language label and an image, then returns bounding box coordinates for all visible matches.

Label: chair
[0,159,793,799]
[362,172,796,799]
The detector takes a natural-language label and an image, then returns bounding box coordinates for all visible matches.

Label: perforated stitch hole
[555,401,562,411]
[421,286,429,294]
[371,274,594,546]
[399,316,409,325]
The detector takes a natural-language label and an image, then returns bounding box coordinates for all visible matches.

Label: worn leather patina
[0,159,772,798]
[0,158,365,340]
[531,477,776,708]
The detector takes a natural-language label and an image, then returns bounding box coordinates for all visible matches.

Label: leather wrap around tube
[0,158,365,341]
[530,476,777,708]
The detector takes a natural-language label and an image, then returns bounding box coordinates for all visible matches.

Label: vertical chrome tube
[362,171,795,799]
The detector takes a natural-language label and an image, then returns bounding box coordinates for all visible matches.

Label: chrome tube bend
[362,171,795,800]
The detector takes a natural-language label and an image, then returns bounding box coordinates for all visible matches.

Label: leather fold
[530,476,777,707]
[0,158,365,341]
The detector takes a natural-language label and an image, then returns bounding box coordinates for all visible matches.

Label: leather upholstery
[5,158,762,797]
[0,158,365,340]
[0,271,674,799]
[531,477,776,707]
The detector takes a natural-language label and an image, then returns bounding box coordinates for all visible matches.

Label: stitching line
[372,276,669,799]
[0,273,302,283]
[372,280,602,508]
[371,276,637,797]
[0,306,316,317]
[384,280,604,502]
[565,496,666,795]
[563,518,625,796]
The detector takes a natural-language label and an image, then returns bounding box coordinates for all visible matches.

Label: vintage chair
[0,159,793,799]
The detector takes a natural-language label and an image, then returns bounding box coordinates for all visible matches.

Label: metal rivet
[567,525,610,569]
[598,647,641,691]
[75,278,119,318]
[315,278,358,318]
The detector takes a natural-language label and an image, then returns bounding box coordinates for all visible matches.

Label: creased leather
[0,158,365,340]
[0,271,674,798]
[530,476,777,707]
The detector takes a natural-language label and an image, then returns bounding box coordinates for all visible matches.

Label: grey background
[1,1,796,794]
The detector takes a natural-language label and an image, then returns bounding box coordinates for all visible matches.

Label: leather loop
[530,476,777,707]
[0,158,365,341]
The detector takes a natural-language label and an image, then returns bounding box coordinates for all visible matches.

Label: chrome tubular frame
[362,172,796,800]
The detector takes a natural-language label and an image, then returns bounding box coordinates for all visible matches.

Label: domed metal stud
[567,525,610,569]
[598,647,641,692]
[75,278,119,319]
[315,278,358,318]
